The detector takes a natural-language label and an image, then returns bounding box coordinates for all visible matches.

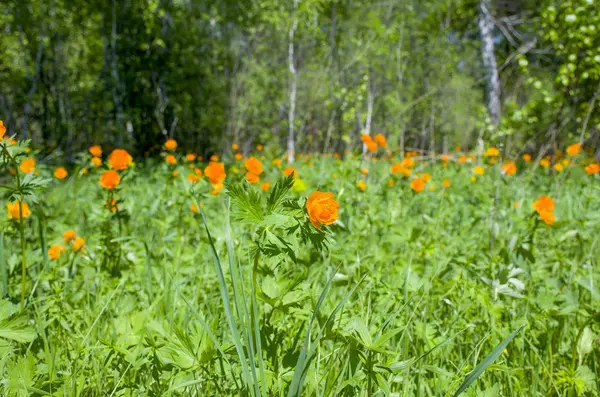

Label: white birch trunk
[478,0,501,125]
[287,0,298,163]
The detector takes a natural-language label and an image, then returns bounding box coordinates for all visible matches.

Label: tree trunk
[287,0,298,163]
[478,0,501,125]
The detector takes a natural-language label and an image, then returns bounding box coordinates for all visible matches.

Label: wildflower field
[1,126,600,396]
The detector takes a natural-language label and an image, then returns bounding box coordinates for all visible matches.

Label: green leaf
[453,324,525,396]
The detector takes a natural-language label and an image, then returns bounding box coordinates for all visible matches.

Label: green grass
[0,153,599,396]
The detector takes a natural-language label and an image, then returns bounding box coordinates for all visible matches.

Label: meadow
[1,130,600,396]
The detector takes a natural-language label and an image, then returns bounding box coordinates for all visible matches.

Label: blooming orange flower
[272,158,282,167]
[100,170,121,190]
[0,120,6,138]
[63,229,76,243]
[105,197,118,212]
[186,153,197,162]
[566,143,581,156]
[6,201,31,219]
[365,140,377,153]
[473,166,485,175]
[244,156,263,175]
[166,154,177,165]
[256,144,263,151]
[484,147,500,157]
[89,145,102,157]
[411,178,425,193]
[306,191,339,229]
[190,203,199,213]
[357,180,367,191]
[235,153,243,161]
[164,139,178,151]
[72,237,85,252]
[48,245,66,261]
[458,155,468,164]
[194,167,203,177]
[502,162,517,176]
[513,202,519,209]
[532,196,554,213]
[210,154,219,161]
[562,159,570,166]
[553,163,564,172]
[440,154,451,162]
[187,174,200,183]
[538,210,555,225]
[522,154,531,163]
[232,143,239,151]
[109,149,133,171]
[283,167,297,178]
[402,158,414,169]
[585,163,599,175]
[20,158,36,174]
[540,157,550,168]
[261,182,271,191]
[246,172,260,184]
[54,167,68,180]
[390,163,405,175]
[361,168,368,175]
[421,173,431,182]
[361,134,373,144]
[91,157,102,167]
[373,133,387,148]
[442,179,451,188]
[205,162,226,185]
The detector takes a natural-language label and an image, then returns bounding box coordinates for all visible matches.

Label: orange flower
[204,162,226,185]
[553,163,564,172]
[306,191,339,229]
[402,158,414,169]
[210,182,224,195]
[6,201,31,220]
[538,210,555,225]
[484,147,500,157]
[186,153,197,162]
[246,172,260,184]
[187,174,200,183]
[232,143,239,151]
[522,154,531,163]
[562,159,571,166]
[256,144,263,151]
[566,143,581,156]
[458,155,468,164]
[190,203,199,213]
[244,156,263,175]
[502,162,517,176]
[210,154,219,161]
[235,153,243,161]
[63,229,77,243]
[89,145,102,157]
[410,178,425,193]
[283,167,297,178]
[164,139,178,151]
[272,158,282,167]
[109,149,133,170]
[442,179,451,188]
[260,182,271,191]
[20,158,36,174]
[390,163,405,174]
[513,202,519,209]
[194,167,203,177]
[473,166,485,175]
[54,167,68,180]
[0,120,6,138]
[373,133,387,147]
[361,168,368,175]
[100,170,121,190]
[532,196,554,213]
[357,180,367,191]
[421,172,431,182]
[48,245,66,261]
[540,158,550,168]
[365,140,377,153]
[165,154,177,165]
[72,237,85,252]
[361,134,373,144]
[105,198,118,212]
[91,157,102,167]
[585,163,599,175]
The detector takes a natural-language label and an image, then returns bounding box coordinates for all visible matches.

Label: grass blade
[453,324,526,396]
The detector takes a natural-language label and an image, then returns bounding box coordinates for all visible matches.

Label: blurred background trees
[0,0,598,159]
